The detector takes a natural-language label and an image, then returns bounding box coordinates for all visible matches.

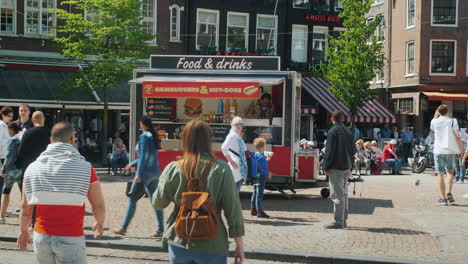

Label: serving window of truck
[130,55,319,195]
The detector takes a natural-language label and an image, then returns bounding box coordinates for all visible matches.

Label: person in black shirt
[323,111,356,229]
[17,111,51,190]
[15,104,33,132]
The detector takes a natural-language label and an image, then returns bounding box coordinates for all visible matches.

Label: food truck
[129,55,325,198]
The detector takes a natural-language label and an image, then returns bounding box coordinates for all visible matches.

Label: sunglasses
[234,123,244,127]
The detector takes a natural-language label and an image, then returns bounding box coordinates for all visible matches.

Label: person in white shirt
[221,117,247,191]
[0,107,14,164]
[431,105,463,205]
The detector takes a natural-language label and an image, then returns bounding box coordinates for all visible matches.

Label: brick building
[0,0,186,148]
[372,0,468,134]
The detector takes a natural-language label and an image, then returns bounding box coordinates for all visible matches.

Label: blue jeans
[121,179,164,233]
[33,232,86,264]
[251,177,266,210]
[384,159,402,172]
[455,159,466,182]
[236,179,243,191]
[169,244,227,264]
[111,155,129,173]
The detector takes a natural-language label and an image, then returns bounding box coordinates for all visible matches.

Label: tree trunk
[101,87,109,164]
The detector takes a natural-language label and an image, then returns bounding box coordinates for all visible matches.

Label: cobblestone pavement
[1,168,467,263]
[0,242,290,264]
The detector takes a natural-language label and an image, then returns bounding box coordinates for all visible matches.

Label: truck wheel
[320,188,330,199]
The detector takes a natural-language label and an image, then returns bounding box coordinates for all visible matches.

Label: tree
[53,0,154,161]
[323,0,385,124]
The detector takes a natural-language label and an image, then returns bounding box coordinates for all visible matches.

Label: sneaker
[436,198,448,205]
[110,227,126,236]
[455,180,460,184]
[463,193,468,199]
[111,171,116,176]
[257,210,270,218]
[250,208,257,216]
[15,208,20,213]
[324,222,344,229]
[447,193,455,204]
[0,218,5,224]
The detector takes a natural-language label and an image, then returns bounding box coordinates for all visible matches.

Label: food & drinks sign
[150,55,280,71]
[142,81,260,99]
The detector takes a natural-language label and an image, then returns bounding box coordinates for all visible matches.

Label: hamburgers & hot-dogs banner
[142,81,260,99]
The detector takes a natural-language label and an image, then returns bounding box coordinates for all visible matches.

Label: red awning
[301,77,398,123]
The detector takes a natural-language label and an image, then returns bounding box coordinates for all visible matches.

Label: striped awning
[301,107,318,115]
[302,76,398,124]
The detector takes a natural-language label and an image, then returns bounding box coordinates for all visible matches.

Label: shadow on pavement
[347,227,429,235]
[240,195,394,215]
[244,217,318,226]
[85,235,123,241]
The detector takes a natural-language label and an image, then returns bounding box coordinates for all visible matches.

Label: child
[251,138,272,218]
[0,122,22,224]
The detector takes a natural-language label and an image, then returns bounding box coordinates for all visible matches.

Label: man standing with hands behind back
[431,105,464,205]
[323,111,356,229]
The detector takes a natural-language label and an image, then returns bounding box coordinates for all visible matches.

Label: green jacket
[152,156,245,256]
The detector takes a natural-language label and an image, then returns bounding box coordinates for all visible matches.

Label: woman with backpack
[221,116,247,191]
[152,120,245,264]
[111,115,164,238]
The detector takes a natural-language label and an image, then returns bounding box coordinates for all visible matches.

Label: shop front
[301,76,398,142]
[129,55,324,195]
[0,60,131,161]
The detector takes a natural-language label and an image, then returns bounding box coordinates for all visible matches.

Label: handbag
[126,180,146,201]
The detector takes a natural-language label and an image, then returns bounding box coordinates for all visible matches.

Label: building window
[395,98,413,114]
[196,9,218,49]
[406,42,415,75]
[226,12,248,52]
[291,25,308,63]
[169,5,180,42]
[431,40,456,75]
[142,0,157,43]
[377,15,385,41]
[407,0,415,28]
[0,0,15,34]
[294,0,329,9]
[256,15,277,55]
[376,67,384,83]
[366,17,374,43]
[334,0,343,11]
[25,0,56,35]
[432,0,457,26]
[312,26,328,63]
[293,0,309,8]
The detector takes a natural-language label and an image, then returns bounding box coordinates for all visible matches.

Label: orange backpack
[175,160,219,242]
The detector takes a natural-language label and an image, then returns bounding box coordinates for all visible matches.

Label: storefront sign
[150,55,280,71]
[305,15,341,22]
[142,81,260,99]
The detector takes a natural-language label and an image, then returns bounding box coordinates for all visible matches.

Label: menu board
[146,98,174,121]
[153,122,282,145]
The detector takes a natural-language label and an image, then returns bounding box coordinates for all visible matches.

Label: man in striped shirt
[17,122,106,264]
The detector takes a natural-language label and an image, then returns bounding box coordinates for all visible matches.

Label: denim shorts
[33,232,87,264]
[434,154,457,173]
[2,175,19,194]
[169,244,227,264]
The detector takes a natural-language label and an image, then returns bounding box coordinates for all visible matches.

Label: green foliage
[52,0,155,160]
[53,0,154,95]
[323,0,385,117]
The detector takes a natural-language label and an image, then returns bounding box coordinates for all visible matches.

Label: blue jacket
[130,131,160,185]
[253,152,269,178]
[1,136,22,178]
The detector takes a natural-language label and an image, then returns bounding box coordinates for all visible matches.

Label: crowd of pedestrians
[2,101,468,264]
